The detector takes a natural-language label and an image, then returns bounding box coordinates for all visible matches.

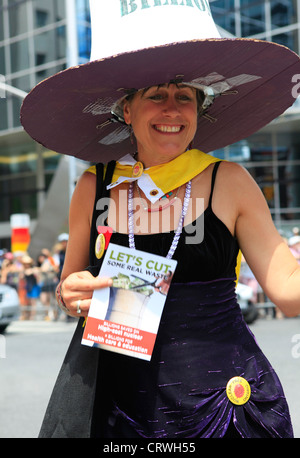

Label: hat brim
[20,38,300,163]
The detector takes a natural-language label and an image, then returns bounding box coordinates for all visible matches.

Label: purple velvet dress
[91,162,293,438]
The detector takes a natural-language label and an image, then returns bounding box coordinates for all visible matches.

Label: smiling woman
[20,0,300,440]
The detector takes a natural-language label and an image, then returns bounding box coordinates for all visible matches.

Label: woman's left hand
[60,270,113,317]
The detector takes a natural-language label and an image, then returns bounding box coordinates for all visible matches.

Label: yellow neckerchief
[87,149,221,203]
[85,148,241,283]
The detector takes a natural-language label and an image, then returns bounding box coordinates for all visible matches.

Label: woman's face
[123,84,198,166]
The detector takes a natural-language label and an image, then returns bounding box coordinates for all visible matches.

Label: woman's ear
[123,101,131,125]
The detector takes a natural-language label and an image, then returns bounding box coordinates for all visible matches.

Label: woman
[38,82,299,438]
[20,255,41,320]
[20,1,300,439]
[0,253,19,290]
[37,249,59,320]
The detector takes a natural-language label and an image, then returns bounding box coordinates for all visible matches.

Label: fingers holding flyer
[154,270,174,295]
[57,270,113,317]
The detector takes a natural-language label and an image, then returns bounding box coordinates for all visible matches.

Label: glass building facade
[210,0,300,51]
[0,0,91,249]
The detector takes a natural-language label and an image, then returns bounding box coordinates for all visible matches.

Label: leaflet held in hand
[82,243,177,361]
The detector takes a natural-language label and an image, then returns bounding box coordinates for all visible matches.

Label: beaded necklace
[128,180,192,259]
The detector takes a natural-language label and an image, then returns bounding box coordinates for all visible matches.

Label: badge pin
[132,161,144,178]
[95,233,106,259]
[95,226,113,260]
[226,376,251,405]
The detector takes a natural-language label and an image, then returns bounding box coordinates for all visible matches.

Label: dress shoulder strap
[94,161,116,201]
[208,161,222,209]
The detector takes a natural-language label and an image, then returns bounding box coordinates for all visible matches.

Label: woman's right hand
[59,270,112,317]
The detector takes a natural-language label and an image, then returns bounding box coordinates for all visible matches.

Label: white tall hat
[90,0,221,60]
[20,0,300,163]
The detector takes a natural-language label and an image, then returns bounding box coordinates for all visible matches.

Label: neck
[135,150,188,168]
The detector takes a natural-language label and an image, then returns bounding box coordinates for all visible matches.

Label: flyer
[82,243,177,361]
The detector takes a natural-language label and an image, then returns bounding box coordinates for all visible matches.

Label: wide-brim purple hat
[20,0,300,163]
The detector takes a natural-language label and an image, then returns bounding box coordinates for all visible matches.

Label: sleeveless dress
[38,160,293,438]
[89,161,293,438]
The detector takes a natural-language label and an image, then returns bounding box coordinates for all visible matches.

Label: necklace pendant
[132,161,144,178]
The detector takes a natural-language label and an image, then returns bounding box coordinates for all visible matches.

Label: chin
[160,147,188,158]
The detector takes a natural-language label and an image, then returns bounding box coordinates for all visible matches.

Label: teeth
[155,125,181,133]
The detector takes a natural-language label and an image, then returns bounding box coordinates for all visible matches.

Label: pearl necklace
[128,180,192,259]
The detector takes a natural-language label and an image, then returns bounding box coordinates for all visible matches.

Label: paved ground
[248,315,300,437]
[0,318,77,438]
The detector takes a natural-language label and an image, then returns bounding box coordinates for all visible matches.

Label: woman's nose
[163,96,180,116]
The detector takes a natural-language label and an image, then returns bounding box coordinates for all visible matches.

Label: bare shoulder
[77,169,97,192]
[217,160,253,184]
[217,161,268,211]
[205,160,269,237]
[74,169,96,197]
[69,170,97,225]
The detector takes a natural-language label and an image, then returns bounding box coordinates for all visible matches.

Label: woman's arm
[219,162,300,317]
[58,171,112,317]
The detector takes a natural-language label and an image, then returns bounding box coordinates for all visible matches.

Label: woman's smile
[153,124,184,133]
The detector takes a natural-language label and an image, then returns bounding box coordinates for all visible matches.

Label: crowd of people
[0,233,68,321]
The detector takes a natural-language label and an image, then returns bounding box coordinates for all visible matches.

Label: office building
[0,0,91,254]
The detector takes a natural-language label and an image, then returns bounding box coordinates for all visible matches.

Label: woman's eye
[149,93,164,101]
[177,94,192,101]
[147,90,194,102]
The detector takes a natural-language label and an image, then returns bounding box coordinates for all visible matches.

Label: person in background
[0,250,6,269]
[288,235,300,264]
[0,252,20,290]
[20,255,40,320]
[37,249,59,320]
[56,234,69,281]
